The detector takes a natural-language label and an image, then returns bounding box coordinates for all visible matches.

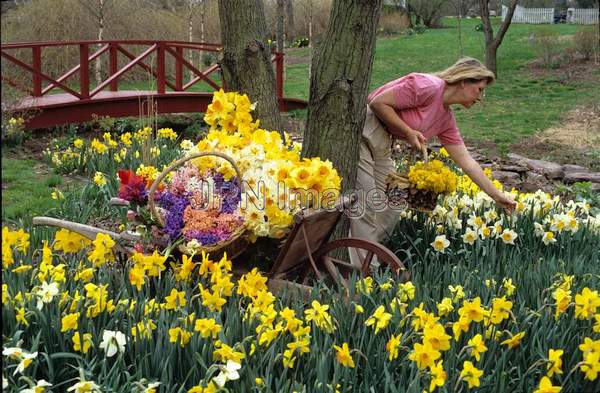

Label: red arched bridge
[1,40,307,130]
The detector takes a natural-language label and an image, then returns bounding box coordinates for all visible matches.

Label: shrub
[530,29,564,68]
[378,11,411,35]
[573,29,599,61]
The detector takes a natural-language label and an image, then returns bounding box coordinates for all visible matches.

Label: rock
[493,170,521,189]
[592,183,600,192]
[521,172,547,192]
[563,164,589,173]
[521,158,564,179]
[506,153,527,163]
[499,164,528,173]
[563,171,600,184]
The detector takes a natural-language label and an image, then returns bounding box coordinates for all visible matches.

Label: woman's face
[459,80,488,108]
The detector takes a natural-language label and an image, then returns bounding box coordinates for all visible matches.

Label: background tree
[407,0,449,27]
[286,0,295,44]
[480,0,519,75]
[217,0,282,132]
[276,0,285,52]
[302,0,383,239]
[78,0,115,85]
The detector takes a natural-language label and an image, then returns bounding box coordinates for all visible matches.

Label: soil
[466,102,600,170]
[527,54,600,85]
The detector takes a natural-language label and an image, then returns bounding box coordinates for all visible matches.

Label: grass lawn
[285,18,600,145]
[1,154,81,222]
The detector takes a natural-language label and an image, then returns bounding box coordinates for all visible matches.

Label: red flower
[118,170,147,204]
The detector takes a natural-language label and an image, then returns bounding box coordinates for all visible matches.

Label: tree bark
[218,0,282,132]
[276,0,285,53]
[187,2,194,82]
[479,0,518,75]
[95,0,105,86]
[303,0,383,241]
[286,0,295,44]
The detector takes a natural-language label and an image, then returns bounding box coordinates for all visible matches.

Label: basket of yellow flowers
[385,146,457,212]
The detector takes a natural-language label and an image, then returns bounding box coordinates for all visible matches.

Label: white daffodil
[462,228,478,245]
[483,209,498,223]
[542,231,556,245]
[500,229,518,245]
[20,379,52,393]
[534,222,545,237]
[143,382,161,393]
[3,346,24,360]
[36,281,59,310]
[15,352,37,375]
[66,380,102,393]
[214,360,242,387]
[3,375,8,390]
[431,235,450,253]
[467,214,485,229]
[99,330,126,358]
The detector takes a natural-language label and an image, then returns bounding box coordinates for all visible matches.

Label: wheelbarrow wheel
[308,238,411,290]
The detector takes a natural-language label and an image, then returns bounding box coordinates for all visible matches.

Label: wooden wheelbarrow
[32,197,410,298]
[264,195,410,299]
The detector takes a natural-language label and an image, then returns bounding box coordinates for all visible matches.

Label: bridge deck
[15,91,307,130]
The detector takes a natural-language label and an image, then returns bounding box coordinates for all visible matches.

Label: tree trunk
[188,4,194,82]
[218,0,282,132]
[479,0,518,75]
[286,0,295,44]
[308,0,313,78]
[200,0,205,67]
[276,0,285,53]
[95,0,104,86]
[303,0,383,241]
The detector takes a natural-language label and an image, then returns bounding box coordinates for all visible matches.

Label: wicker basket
[147,152,249,259]
[385,145,440,213]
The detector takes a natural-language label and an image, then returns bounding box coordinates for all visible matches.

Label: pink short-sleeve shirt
[368,73,464,146]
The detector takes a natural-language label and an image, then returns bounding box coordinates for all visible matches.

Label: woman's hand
[493,192,517,214]
[406,129,428,151]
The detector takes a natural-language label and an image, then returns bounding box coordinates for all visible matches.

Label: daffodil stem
[562,361,585,385]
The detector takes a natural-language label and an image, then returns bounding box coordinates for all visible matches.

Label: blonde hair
[434,57,495,85]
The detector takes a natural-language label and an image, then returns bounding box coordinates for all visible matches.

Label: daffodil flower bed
[3,178,600,391]
[9,91,600,392]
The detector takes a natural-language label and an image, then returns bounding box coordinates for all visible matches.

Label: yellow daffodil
[72,332,93,354]
[575,287,600,320]
[429,360,447,392]
[501,331,525,349]
[547,349,563,377]
[467,334,487,361]
[533,376,561,393]
[386,334,402,362]
[365,305,392,335]
[460,360,483,388]
[333,342,355,368]
[408,341,440,370]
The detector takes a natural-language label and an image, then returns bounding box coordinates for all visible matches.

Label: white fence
[503,5,554,24]
[567,8,599,25]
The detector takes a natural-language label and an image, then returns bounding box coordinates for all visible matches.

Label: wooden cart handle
[147,151,244,227]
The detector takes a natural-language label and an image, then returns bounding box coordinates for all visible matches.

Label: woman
[349,57,516,268]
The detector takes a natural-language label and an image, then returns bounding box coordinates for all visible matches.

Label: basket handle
[147,151,244,227]
[421,144,428,163]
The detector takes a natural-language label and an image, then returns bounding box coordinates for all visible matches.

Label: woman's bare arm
[444,143,516,212]
[369,90,427,150]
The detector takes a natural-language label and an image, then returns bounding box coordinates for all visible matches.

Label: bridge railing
[1,40,284,102]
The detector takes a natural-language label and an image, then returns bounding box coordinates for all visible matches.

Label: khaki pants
[349,106,399,269]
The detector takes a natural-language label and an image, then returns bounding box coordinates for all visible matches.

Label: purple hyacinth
[184,229,220,246]
[213,172,242,214]
[157,191,190,240]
